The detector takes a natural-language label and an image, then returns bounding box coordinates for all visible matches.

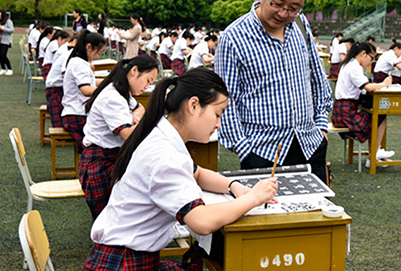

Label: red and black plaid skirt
[328,63,340,79]
[172,59,186,76]
[79,144,119,219]
[331,99,385,143]
[393,75,401,85]
[138,49,146,55]
[41,64,52,80]
[119,42,124,54]
[38,57,44,69]
[46,86,64,127]
[83,243,199,271]
[373,71,387,83]
[161,54,172,69]
[110,40,116,49]
[62,115,86,154]
[151,51,157,59]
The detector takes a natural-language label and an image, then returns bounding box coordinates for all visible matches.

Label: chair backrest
[155,51,164,79]
[20,39,27,55]
[9,128,35,189]
[30,48,40,73]
[22,54,34,79]
[19,210,54,271]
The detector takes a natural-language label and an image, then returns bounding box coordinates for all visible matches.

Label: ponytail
[66,30,105,67]
[112,68,229,184]
[340,41,375,68]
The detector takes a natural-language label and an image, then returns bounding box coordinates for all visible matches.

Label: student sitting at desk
[189,35,218,70]
[61,30,105,154]
[331,42,394,168]
[373,42,401,84]
[82,68,278,270]
[328,38,354,79]
[79,55,158,219]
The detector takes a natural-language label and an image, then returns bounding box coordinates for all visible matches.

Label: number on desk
[260,253,305,268]
[392,102,399,107]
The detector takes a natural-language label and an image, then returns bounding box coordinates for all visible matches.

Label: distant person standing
[72,8,87,34]
[117,13,144,59]
[97,13,105,36]
[0,9,14,76]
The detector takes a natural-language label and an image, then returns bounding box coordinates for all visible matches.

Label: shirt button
[291,88,294,91]
[293,107,296,110]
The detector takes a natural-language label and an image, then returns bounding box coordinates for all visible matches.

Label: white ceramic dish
[322,205,344,218]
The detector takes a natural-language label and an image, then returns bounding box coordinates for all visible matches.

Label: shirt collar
[157,116,190,156]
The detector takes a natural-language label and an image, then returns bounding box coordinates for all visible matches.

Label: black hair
[182,30,194,41]
[341,41,376,68]
[37,26,54,55]
[74,8,83,16]
[339,38,355,44]
[170,32,179,38]
[204,35,218,42]
[112,68,229,184]
[66,30,105,66]
[99,13,104,20]
[335,32,343,38]
[85,55,158,113]
[45,30,70,52]
[131,13,146,32]
[366,35,375,42]
[0,9,8,25]
[389,42,401,50]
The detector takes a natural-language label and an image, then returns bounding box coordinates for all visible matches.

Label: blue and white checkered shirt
[215,1,332,164]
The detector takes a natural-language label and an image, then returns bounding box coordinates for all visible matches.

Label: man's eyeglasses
[269,0,303,17]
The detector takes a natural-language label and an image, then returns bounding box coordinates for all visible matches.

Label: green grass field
[1,33,401,270]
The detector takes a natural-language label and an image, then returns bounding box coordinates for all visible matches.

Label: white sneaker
[0,69,6,75]
[376,149,395,160]
[365,159,388,168]
[5,70,13,76]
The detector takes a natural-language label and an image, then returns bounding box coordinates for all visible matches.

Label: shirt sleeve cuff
[112,123,132,136]
[176,198,205,225]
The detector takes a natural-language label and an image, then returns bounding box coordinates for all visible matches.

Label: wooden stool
[328,123,367,172]
[49,127,79,180]
[39,105,51,147]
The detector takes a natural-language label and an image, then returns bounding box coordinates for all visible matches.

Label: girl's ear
[187,96,200,115]
[86,43,92,52]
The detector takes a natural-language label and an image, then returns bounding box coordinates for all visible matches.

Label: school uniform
[373,50,401,84]
[38,37,50,69]
[61,57,95,153]
[79,83,136,219]
[42,40,59,79]
[83,117,203,271]
[189,41,209,69]
[331,58,384,143]
[46,48,72,127]
[171,38,189,76]
[159,37,174,69]
[328,43,347,79]
[138,36,147,55]
[148,36,159,59]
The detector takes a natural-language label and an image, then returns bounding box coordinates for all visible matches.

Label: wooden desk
[92,58,117,71]
[186,132,218,171]
[319,52,330,73]
[221,211,351,270]
[363,86,401,174]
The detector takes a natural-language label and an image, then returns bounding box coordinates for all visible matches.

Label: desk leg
[369,102,379,174]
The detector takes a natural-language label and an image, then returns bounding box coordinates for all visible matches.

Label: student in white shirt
[41,30,70,79]
[330,32,343,54]
[328,38,354,79]
[148,32,166,59]
[331,42,394,168]
[192,27,204,46]
[82,67,278,270]
[159,32,178,69]
[87,21,97,33]
[79,55,158,219]
[37,26,55,68]
[171,31,194,76]
[373,42,401,84]
[62,30,106,154]
[46,35,78,128]
[189,35,218,70]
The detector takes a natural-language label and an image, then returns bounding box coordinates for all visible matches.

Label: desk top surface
[223,211,352,232]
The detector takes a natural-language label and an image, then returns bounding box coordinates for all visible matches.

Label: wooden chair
[19,210,55,271]
[328,123,366,172]
[39,105,51,147]
[23,54,45,105]
[49,127,79,180]
[9,128,84,212]
[160,222,190,257]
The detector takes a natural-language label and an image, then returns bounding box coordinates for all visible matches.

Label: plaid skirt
[161,54,172,69]
[331,99,385,143]
[151,51,157,59]
[111,40,116,49]
[83,243,199,271]
[373,71,387,83]
[46,86,64,127]
[328,63,340,79]
[138,49,146,55]
[172,59,186,76]
[79,144,119,219]
[62,115,86,154]
[38,57,44,69]
[41,64,52,79]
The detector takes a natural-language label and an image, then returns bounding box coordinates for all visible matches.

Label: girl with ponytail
[41,30,70,79]
[83,68,278,271]
[79,54,158,219]
[331,41,394,168]
[61,30,105,154]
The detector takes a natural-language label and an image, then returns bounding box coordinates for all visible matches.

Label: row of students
[331,41,395,168]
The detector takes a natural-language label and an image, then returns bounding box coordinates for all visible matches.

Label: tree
[211,0,253,22]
